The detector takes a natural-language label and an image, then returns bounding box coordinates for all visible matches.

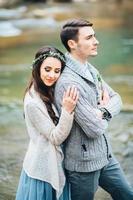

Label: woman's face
[40,57,62,86]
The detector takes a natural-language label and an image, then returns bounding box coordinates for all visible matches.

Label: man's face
[73,26,99,60]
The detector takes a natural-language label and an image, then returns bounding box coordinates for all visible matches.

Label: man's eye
[87,36,92,40]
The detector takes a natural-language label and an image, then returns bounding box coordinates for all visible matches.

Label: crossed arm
[55,79,122,139]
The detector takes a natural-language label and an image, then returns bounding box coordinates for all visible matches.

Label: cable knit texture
[23,85,74,199]
[54,53,122,172]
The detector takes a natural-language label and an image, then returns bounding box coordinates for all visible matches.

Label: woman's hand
[62,86,79,114]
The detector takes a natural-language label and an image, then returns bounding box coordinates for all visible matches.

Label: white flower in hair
[32,50,65,67]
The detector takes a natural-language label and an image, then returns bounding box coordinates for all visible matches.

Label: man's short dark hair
[60,19,93,52]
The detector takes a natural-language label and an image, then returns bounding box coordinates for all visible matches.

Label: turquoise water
[0,28,133,104]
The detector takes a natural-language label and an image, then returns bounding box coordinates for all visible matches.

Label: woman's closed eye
[44,66,51,72]
[44,67,61,73]
[54,69,61,73]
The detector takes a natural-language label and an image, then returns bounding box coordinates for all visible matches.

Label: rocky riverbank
[0,103,133,200]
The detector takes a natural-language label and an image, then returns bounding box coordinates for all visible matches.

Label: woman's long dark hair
[24,46,65,125]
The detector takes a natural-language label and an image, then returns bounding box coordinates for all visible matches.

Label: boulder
[0,0,21,8]
[53,0,72,2]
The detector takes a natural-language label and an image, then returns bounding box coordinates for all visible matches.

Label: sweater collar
[65,52,95,84]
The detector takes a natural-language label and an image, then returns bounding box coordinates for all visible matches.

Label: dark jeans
[66,157,133,200]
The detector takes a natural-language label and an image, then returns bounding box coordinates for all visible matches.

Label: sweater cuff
[61,108,74,119]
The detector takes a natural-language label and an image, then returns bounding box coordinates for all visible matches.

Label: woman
[16,46,79,200]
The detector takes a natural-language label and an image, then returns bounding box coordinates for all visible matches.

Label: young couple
[16,19,133,200]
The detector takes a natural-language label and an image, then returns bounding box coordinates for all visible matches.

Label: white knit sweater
[23,86,74,199]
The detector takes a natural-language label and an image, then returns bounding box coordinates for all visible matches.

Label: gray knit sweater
[54,53,122,172]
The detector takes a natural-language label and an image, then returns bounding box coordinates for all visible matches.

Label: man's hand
[100,89,110,106]
[96,89,111,120]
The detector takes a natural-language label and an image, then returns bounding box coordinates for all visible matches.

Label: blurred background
[0,0,133,199]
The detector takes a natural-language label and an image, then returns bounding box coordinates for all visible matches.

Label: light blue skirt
[16,169,70,200]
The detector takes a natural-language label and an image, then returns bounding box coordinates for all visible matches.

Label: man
[55,19,133,200]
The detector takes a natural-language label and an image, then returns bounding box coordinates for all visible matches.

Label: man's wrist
[100,108,112,121]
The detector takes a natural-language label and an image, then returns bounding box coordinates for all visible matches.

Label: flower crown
[32,50,66,66]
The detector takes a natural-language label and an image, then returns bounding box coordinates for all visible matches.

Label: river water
[0,1,133,200]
